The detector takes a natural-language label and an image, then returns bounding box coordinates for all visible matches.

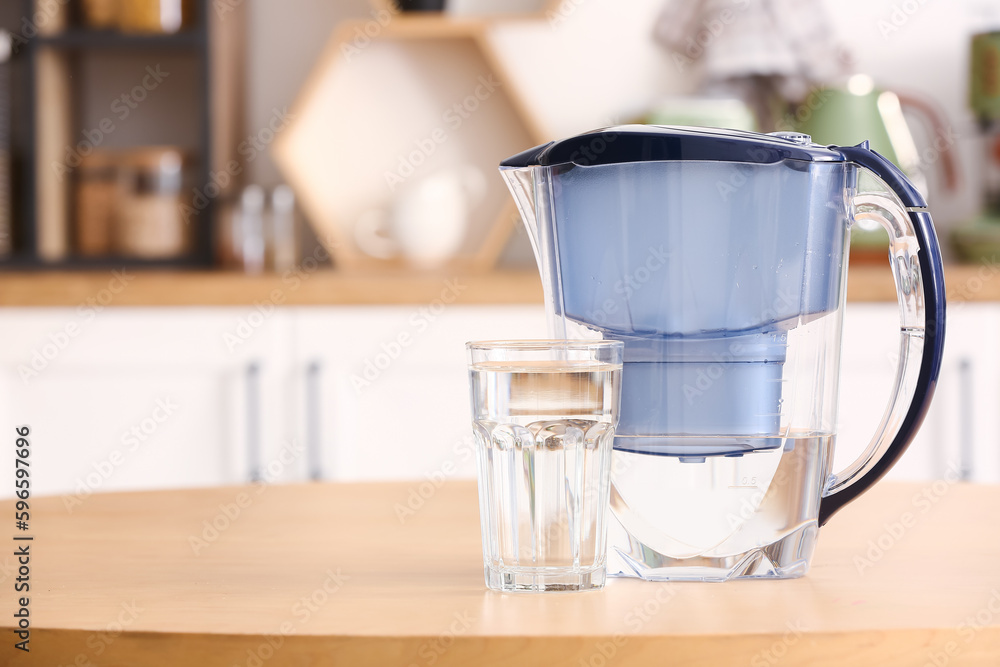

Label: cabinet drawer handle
[958,357,973,482]
[306,360,323,481]
[246,361,262,482]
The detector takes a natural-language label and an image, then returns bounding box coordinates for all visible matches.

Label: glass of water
[467,340,623,592]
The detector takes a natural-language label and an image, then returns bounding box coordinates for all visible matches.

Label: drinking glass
[467,340,623,592]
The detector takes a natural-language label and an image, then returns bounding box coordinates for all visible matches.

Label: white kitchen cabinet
[0,307,293,499]
[287,305,547,483]
[0,299,992,499]
[836,303,1000,483]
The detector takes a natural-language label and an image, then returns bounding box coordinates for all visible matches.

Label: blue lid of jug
[501,124,846,168]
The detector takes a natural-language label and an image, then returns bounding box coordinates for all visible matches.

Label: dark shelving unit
[5,0,243,270]
[35,28,207,50]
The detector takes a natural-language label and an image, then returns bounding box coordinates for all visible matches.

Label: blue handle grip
[818,144,947,525]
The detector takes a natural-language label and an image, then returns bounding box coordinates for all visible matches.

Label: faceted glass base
[608,523,819,582]
[485,565,606,592]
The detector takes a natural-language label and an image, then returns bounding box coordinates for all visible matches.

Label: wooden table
[4,480,1000,666]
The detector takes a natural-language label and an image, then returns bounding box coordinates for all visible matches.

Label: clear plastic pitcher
[500,126,946,581]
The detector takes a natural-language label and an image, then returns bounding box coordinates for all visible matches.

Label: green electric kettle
[789,75,958,259]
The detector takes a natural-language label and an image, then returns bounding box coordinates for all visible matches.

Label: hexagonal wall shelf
[274,16,546,271]
[367,0,552,20]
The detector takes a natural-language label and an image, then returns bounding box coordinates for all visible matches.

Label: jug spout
[500,141,556,256]
[500,165,539,250]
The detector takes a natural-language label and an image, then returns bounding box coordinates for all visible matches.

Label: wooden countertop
[4,480,1000,666]
[0,263,995,306]
[0,269,545,307]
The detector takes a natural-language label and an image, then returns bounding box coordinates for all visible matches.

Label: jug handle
[818,143,947,525]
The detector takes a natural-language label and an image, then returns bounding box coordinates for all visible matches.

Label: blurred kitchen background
[1,0,1000,498]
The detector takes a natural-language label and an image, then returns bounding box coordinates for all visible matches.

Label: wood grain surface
[2,480,1000,666]
[0,263,995,306]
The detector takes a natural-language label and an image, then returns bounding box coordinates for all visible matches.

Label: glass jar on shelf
[117,0,193,33]
[114,147,190,259]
